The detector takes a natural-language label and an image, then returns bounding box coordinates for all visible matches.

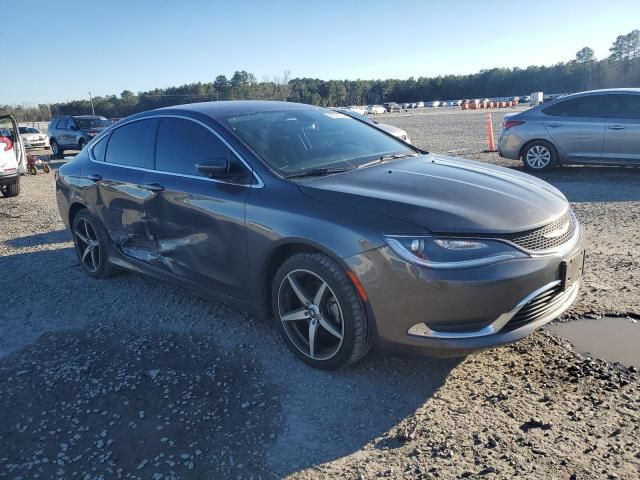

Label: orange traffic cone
[485,112,497,152]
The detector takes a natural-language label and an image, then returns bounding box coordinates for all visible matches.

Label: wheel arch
[259,239,348,317]
[68,202,88,229]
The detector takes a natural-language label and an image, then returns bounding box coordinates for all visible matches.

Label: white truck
[0,115,26,197]
[530,92,544,106]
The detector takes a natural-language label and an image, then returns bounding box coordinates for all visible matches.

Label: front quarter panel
[245,180,426,307]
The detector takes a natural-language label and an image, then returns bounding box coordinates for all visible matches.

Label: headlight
[383,235,527,269]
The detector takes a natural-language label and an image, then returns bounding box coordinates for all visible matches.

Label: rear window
[91,134,109,162]
[105,119,157,169]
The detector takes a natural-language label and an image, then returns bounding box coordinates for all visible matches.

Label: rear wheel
[522,140,557,171]
[272,253,372,370]
[72,210,118,278]
[43,164,51,173]
[51,139,63,158]
[29,166,38,175]
[2,181,20,197]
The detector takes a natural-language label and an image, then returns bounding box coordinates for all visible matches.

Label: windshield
[19,127,39,134]
[223,108,414,176]
[75,117,111,129]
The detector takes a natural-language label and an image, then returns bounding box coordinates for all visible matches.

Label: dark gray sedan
[499,88,640,171]
[56,101,585,369]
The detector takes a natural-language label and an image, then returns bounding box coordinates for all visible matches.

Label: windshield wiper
[284,167,352,179]
[358,152,418,169]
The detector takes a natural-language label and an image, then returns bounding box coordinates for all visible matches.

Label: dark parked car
[384,102,401,113]
[48,115,112,157]
[499,89,640,170]
[56,101,584,369]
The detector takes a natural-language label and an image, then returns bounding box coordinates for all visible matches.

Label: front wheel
[2,181,20,197]
[522,141,557,171]
[272,253,372,370]
[78,139,87,151]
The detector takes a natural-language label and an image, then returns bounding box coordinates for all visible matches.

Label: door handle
[547,122,561,128]
[87,174,102,182]
[143,182,165,192]
[607,125,625,130]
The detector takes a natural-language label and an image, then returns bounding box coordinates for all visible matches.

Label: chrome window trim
[88,114,264,188]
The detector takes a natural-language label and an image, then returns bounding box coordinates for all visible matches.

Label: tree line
[2,29,638,122]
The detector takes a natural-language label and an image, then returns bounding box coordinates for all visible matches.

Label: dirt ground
[0,109,638,479]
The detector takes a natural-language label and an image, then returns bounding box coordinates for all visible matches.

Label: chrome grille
[501,211,577,253]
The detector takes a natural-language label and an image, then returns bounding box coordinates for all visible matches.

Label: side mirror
[69,124,77,131]
[196,158,230,179]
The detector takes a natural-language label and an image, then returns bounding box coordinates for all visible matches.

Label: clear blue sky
[1,0,638,105]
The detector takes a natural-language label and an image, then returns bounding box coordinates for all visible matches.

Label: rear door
[0,115,27,173]
[88,118,160,261]
[58,118,74,147]
[602,93,640,163]
[143,116,253,300]
[541,95,606,162]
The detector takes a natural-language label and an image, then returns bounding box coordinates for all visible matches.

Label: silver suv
[498,89,640,171]
[48,115,112,157]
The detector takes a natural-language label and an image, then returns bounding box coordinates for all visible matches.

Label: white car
[346,105,367,116]
[334,108,411,144]
[429,101,441,107]
[366,105,386,115]
[19,126,50,150]
[416,101,424,108]
[0,115,25,197]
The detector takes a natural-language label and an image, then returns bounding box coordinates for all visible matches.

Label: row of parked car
[354,96,533,115]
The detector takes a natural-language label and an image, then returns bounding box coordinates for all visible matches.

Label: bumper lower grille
[500,211,577,253]
[503,283,567,332]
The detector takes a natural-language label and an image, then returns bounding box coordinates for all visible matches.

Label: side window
[56,119,67,129]
[91,134,109,161]
[155,117,248,180]
[542,96,605,117]
[105,119,157,169]
[607,94,640,119]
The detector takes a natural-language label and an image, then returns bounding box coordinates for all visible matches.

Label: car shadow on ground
[0,246,461,477]
[3,229,69,248]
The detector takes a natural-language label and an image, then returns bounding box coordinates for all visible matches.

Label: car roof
[560,88,640,99]
[157,100,316,120]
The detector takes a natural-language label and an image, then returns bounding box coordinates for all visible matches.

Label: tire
[43,164,51,173]
[272,252,372,370]
[72,210,119,278]
[29,166,38,175]
[522,140,558,172]
[50,139,63,158]
[79,139,87,151]
[2,181,20,197]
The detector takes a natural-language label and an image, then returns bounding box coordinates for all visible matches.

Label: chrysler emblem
[543,221,570,239]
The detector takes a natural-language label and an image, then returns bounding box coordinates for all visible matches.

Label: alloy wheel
[74,218,101,273]
[277,269,345,360]
[526,145,551,169]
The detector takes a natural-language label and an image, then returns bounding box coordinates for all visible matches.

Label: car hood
[298,154,569,234]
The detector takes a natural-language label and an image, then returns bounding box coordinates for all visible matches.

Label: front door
[0,115,26,173]
[143,116,252,300]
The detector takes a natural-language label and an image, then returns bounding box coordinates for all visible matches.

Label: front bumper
[344,233,585,357]
[0,172,19,186]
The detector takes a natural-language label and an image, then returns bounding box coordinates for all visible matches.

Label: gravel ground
[0,112,638,479]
